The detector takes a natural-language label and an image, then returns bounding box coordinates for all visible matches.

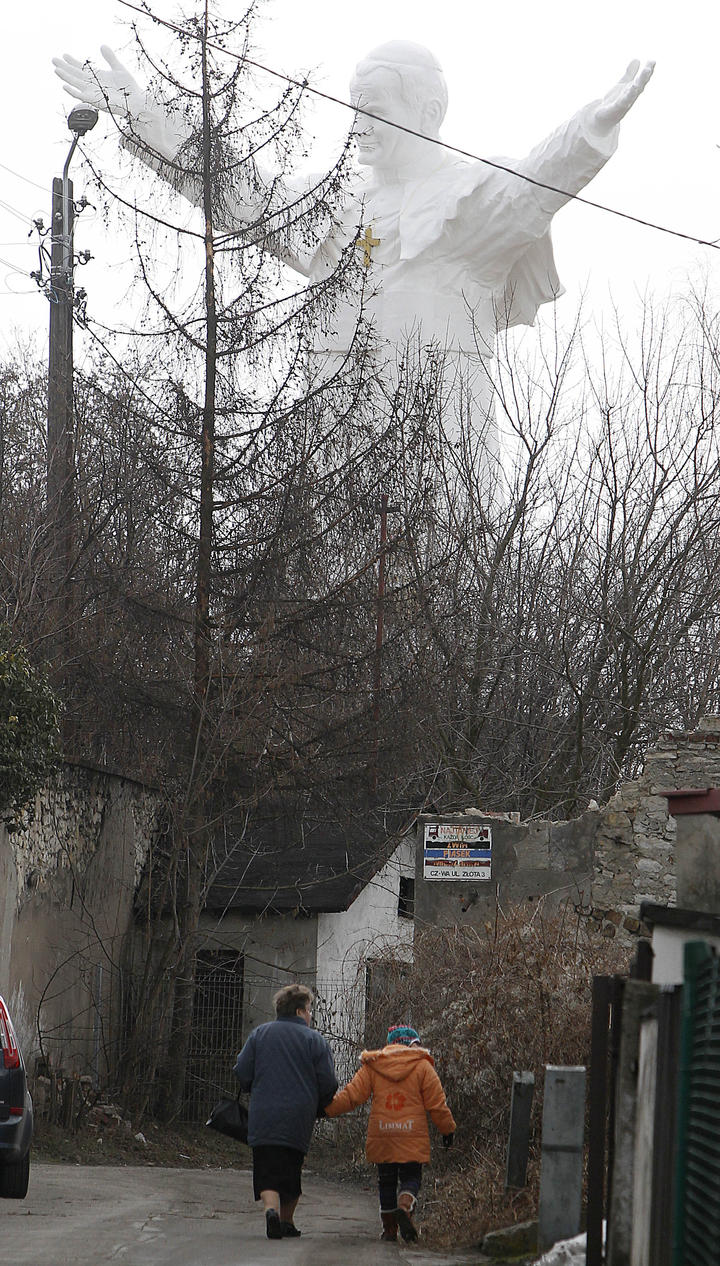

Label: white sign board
[423,822,492,881]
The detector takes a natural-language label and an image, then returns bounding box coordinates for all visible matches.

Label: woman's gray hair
[273,983,313,1017]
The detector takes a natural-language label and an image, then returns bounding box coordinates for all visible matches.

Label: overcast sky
[2,0,718,358]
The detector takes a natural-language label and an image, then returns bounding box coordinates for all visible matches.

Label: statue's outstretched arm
[53,46,146,119]
[52,46,312,274]
[53,46,188,162]
[513,57,656,213]
[439,57,656,302]
[590,60,655,134]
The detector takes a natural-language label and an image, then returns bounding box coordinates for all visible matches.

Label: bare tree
[387,299,720,817]
[53,1,425,1117]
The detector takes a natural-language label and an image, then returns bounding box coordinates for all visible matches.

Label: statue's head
[350,41,448,171]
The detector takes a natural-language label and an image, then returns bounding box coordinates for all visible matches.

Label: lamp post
[47,105,97,530]
[46,105,97,675]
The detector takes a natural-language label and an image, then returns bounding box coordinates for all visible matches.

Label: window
[398,876,415,920]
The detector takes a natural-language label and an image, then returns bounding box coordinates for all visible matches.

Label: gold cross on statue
[357,225,380,267]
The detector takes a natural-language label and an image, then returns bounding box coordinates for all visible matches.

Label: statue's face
[350,67,425,172]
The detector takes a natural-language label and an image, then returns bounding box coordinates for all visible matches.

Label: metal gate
[184,949,244,1123]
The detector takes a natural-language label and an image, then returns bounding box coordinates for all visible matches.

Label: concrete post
[630,1013,658,1266]
[537,1066,586,1253]
[606,981,659,1266]
[505,1070,534,1188]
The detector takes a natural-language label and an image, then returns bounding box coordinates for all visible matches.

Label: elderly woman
[233,983,337,1240]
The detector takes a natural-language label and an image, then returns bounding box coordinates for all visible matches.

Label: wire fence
[29,946,389,1126]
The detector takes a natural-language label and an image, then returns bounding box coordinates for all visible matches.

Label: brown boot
[380,1211,398,1241]
[397,1192,418,1242]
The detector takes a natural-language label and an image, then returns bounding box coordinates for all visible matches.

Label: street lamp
[67,106,99,135]
[59,107,98,272]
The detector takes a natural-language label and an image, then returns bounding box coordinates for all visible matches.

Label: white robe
[294,105,617,361]
[125,101,618,455]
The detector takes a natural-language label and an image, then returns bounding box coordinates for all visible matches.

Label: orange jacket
[325,1044,456,1163]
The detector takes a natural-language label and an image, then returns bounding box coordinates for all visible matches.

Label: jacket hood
[360,1044,435,1082]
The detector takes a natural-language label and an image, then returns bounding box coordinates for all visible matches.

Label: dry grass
[33,1116,249,1169]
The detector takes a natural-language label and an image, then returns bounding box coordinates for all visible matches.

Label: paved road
[0,1164,486,1265]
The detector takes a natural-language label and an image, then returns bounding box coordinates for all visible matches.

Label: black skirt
[252,1144,305,1201]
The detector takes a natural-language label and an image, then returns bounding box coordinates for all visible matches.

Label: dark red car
[0,996,32,1198]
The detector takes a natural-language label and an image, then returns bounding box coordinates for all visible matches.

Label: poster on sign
[423,822,492,881]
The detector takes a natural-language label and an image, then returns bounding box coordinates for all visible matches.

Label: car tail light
[0,999,20,1071]
[9,1107,23,1116]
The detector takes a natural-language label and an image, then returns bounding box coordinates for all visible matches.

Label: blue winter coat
[233,1015,337,1154]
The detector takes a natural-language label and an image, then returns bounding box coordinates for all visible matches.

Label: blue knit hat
[387,1025,420,1046]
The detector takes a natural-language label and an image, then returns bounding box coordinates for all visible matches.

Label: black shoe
[266,1210,282,1240]
[281,1221,301,1237]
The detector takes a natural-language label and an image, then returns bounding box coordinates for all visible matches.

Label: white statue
[53,41,654,458]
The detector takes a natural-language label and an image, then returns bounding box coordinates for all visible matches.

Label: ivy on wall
[0,626,61,823]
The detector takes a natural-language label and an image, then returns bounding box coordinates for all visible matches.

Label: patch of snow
[536,1232,587,1264]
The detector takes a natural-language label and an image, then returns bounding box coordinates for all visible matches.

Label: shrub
[0,625,61,822]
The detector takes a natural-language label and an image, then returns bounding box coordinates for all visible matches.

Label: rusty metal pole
[46,167,77,702]
[370,494,390,795]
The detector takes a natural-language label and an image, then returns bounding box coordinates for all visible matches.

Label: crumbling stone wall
[591,781,674,939]
[8,764,159,899]
[416,721,720,945]
[0,762,163,1068]
[588,718,720,941]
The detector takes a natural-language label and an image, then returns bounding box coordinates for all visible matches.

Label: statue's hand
[593,60,655,133]
[52,45,144,118]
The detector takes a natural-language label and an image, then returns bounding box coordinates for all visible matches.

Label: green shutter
[673,941,720,1265]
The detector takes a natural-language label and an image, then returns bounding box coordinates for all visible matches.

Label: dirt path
[1,1164,487,1265]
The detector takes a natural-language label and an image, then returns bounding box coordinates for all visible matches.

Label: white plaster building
[315,835,415,1078]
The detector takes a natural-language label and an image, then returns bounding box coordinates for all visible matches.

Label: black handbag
[206,1094,249,1142]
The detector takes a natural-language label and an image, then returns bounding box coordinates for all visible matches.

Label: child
[324,1024,456,1242]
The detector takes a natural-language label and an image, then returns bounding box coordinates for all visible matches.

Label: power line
[0,284,37,297]
[0,197,34,227]
[0,255,32,278]
[117,0,719,253]
[0,161,49,195]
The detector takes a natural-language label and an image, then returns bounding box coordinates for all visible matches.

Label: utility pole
[45,106,97,675]
[47,170,74,594]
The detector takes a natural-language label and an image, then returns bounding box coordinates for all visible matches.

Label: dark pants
[377,1161,423,1211]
